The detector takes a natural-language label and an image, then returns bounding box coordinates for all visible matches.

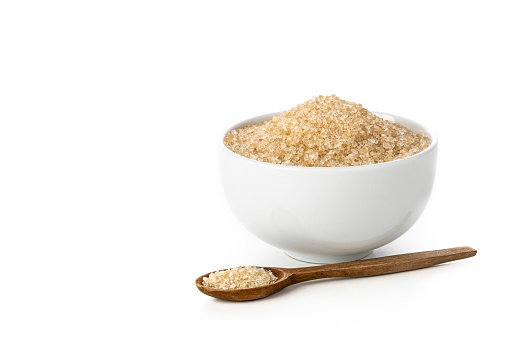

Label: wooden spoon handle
[287,246,476,284]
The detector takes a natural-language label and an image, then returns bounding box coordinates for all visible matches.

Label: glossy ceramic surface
[219,112,438,263]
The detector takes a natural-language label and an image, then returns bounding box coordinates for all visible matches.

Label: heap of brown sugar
[202,266,277,290]
[223,95,430,167]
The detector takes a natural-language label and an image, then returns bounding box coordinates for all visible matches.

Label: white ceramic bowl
[219,112,438,264]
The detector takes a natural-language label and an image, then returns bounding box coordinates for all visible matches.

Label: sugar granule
[223,95,431,167]
[202,266,277,290]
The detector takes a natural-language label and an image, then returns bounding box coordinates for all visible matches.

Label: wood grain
[286,246,477,284]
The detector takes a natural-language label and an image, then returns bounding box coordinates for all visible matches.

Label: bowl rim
[220,111,438,171]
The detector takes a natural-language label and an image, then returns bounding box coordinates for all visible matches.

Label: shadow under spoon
[196,246,477,301]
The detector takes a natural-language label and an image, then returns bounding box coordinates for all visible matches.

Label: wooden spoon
[196,246,476,301]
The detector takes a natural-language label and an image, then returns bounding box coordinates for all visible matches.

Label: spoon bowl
[196,267,292,301]
[196,247,476,301]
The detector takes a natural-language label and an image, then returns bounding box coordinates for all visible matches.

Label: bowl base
[285,250,372,264]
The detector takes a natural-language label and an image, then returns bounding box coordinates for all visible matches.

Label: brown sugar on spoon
[223,95,431,167]
[202,266,277,290]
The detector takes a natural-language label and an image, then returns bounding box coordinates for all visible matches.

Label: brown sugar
[223,95,431,167]
[202,266,277,290]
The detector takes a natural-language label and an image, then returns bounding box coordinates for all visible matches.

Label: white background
[1,1,507,338]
